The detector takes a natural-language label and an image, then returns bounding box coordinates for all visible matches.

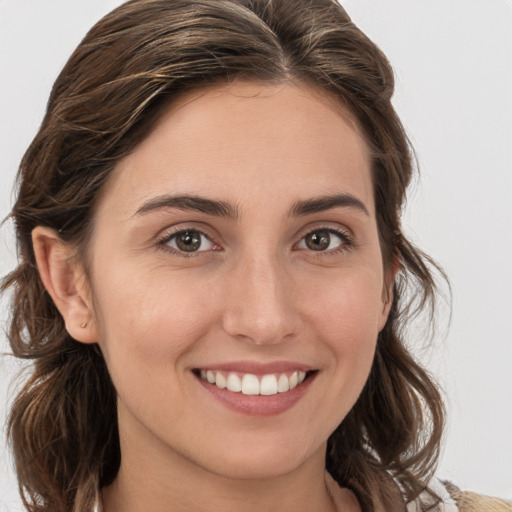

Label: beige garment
[327,472,512,512]
[444,482,512,512]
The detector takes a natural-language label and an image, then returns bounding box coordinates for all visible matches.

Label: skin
[33,81,394,512]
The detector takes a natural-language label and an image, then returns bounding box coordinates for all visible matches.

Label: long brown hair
[2,1,446,510]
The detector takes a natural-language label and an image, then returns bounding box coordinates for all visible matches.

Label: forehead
[98,81,374,218]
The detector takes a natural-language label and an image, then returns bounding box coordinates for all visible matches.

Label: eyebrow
[290,193,369,217]
[134,192,369,219]
[135,194,239,219]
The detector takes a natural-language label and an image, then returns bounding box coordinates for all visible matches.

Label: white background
[1,0,511,509]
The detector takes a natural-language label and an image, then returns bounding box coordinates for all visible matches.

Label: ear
[32,226,98,344]
[378,255,400,331]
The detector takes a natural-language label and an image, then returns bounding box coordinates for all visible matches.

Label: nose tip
[221,259,299,345]
[223,306,293,346]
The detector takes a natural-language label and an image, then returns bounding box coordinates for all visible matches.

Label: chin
[207,453,305,481]
[191,433,323,481]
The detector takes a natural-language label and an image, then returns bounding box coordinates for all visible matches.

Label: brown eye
[166,230,214,253]
[304,230,331,251]
[297,228,349,253]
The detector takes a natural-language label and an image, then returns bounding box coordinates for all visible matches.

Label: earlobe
[32,226,98,344]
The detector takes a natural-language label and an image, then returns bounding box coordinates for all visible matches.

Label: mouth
[191,362,317,416]
[194,369,314,396]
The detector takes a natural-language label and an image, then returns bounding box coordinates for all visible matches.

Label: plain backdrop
[1,0,511,509]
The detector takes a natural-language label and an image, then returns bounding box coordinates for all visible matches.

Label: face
[85,82,391,480]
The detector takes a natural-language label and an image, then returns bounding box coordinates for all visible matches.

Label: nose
[221,253,300,345]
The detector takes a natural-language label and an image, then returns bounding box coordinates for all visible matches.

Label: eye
[162,229,215,254]
[296,228,350,252]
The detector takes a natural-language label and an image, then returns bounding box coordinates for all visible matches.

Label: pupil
[306,230,330,251]
[177,231,201,252]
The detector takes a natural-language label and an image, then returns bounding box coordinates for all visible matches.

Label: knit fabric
[444,481,512,512]
[407,479,459,512]
[407,479,512,512]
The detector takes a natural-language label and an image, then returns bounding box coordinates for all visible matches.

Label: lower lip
[195,373,316,417]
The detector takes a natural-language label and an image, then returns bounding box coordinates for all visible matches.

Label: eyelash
[156,226,355,257]
[297,227,355,257]
[156,227,218,258]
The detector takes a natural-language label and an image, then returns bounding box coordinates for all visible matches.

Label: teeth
[215,372,227,389]
[226,373,242,392]
[260,374,278,395]
[241,374,260,395]
[289,371,298,390]
[277,374,290,393]
[199,370,309,395]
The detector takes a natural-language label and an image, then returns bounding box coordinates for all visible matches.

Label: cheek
[326,295,380,383]
[300,268,384,385]
[90,268,222,430]
[304,267,385,339]
[91,265,216,382]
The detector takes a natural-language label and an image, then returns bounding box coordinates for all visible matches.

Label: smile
[198,370,308,396]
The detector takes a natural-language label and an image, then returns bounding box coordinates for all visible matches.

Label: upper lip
[193,360,315,375]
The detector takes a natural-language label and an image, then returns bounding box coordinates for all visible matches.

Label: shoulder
[443,481,512,512]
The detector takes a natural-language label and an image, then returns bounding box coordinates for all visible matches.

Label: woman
[1,1,510,511]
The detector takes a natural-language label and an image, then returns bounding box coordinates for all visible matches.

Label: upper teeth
[199,370,307,395]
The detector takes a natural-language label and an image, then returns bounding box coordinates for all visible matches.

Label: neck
[102,423,340,512]
[103,451,339,512]
[101,401,365,512]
